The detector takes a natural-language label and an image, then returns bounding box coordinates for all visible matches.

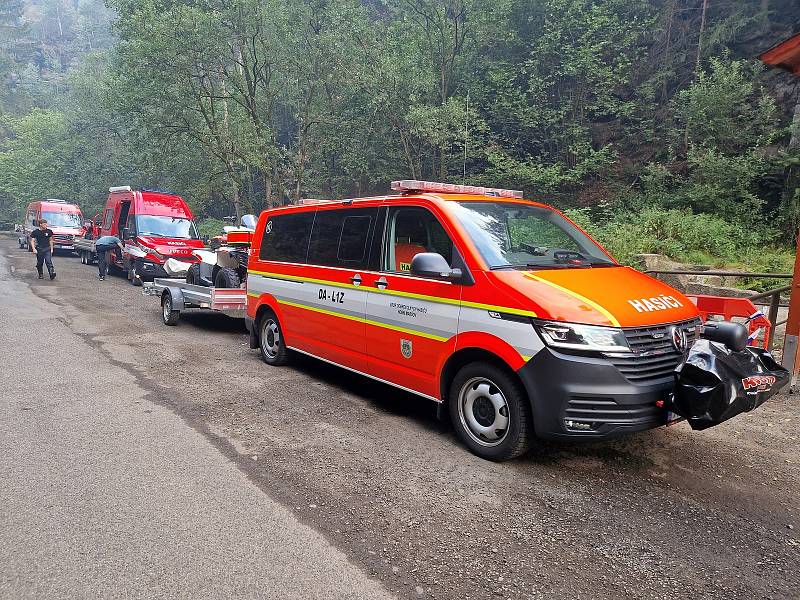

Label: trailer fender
[163,287,186,312]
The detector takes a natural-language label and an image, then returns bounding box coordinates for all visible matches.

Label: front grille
[54,234,74,242]
[565,396,662,425]
[608,319,701,385]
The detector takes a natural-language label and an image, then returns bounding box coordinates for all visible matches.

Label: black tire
[448,362,532,461]
[161,292,180,326]
[258,310,290,366]
[129,260,143,286]
[186,264,200,285]
[214,267,241,288]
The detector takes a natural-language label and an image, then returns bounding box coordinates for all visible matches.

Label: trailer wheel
[161,292,180,326]
[259,310,289,366]
[449,362,532,461]
[214,267,241,289]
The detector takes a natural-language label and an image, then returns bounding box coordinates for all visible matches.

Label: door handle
[350,273,362,286]
[375,276,388,290]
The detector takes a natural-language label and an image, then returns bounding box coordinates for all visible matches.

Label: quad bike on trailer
[185,214,256,289]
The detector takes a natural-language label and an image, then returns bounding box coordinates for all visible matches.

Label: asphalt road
[0,240,394,600]
[1,235,798,599]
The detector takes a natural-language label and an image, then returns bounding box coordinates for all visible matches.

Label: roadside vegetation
[0,0,799,277]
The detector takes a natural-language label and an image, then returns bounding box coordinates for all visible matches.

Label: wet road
[2,236,798,599]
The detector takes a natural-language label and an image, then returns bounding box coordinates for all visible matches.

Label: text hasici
[627,295,683,313]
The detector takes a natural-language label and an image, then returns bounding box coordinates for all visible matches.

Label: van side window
[259,212,314,263]
[383,207,455,273]
[307,208,376,269]
[102,208,114,230]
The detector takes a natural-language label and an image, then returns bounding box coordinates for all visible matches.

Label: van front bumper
[136,260,169,280]
[517,347,673,440]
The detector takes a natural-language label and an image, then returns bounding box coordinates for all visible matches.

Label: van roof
[270,192,551,212]
[33,199,82,212]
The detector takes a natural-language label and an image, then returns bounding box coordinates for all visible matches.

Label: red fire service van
[99,186,204,285]
[19,199,84,252]
[245,180,702,460]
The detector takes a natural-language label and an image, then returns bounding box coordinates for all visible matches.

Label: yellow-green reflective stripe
[277,299,448,342]
[249,270,352,289]
[249,270,536,318]
[460,299,536,317]
[279,299,363,324]
[247,291,260,298]
[524,273,620,327]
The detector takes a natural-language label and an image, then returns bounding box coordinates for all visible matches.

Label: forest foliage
[1,0,799,272]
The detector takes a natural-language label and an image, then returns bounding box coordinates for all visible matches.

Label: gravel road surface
[1,235,797,599]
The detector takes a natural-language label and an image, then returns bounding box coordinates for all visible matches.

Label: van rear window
[259,212,314,263]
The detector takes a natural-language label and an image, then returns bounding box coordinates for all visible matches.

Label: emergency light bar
[109,185,132,193]
[391,180,524,199]
[298,198,333,205]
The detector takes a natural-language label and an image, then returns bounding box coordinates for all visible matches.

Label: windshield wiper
[491,262,615,270]
[140,232,189,239]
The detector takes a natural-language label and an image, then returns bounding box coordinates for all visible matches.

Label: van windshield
[135,215,198,239]
[449,201,615,269]
[42,211,82,228]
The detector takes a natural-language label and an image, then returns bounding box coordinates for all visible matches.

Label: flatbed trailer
[74,237,98,264]
[142,278,247,325]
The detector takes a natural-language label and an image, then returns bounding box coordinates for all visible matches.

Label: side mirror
[32,219,38,227]
[410,252,463,281]
[122,227,131,240]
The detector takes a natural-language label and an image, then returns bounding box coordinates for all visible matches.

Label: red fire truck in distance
[98,186,204,285]
[244,180,702,460]
[19,199,85,252]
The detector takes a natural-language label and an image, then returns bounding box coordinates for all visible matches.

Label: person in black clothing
[94,235,124,280]
[29,219,56,280]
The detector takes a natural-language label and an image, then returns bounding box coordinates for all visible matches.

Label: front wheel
[259,311,290,366]
[129,260,142,286]
[449,362,532,461]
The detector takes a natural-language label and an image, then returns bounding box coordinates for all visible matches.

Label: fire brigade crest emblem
[400,339,413,359]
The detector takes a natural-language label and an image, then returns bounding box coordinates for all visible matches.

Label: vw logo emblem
[670,326,687,352]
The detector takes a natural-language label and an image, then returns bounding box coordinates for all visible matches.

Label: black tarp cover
[670,340,789,430]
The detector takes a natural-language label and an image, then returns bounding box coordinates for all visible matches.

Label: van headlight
[534,320,631,353]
